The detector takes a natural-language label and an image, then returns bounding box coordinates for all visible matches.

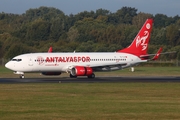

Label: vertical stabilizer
[117,19,153,57]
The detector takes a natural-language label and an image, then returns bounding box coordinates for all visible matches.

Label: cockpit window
[11,59,22,62]
[12,59,17,61]
[17,59,22,61]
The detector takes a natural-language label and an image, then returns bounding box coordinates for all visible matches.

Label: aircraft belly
[32,63,63,72]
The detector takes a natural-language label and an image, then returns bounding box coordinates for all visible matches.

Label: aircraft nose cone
[5,62,11,70]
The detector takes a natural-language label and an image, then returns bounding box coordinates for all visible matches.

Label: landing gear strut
[20,75,25,79]
[87,73,95,78]
[69,73,95,78]
[70,74,77,78]
[88,73,95,78]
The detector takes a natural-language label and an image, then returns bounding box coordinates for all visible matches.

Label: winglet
[152,47,163,60]
[48,46,53,53]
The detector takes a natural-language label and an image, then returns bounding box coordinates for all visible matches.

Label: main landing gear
[70,74,77,78]
[88,73,95,78]
[70,73,95,78]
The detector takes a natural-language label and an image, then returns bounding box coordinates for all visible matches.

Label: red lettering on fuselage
[45,56,91,63]
[55,57,58,62]
[78,57,81,62]
[70,57,73,62]
[74,57,77,62]
[46,57,50,62]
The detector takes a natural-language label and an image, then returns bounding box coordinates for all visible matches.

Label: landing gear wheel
[88,73,95,78]
[70,74,77,78]
[20,75,25,79]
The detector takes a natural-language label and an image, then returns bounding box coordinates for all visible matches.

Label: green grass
[1,66,180,119]
[0,83,180,120]
[0,66,12,73]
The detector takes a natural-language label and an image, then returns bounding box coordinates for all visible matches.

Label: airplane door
[28,56,33,66]
[126,56,133,67]
[129,56,135,66]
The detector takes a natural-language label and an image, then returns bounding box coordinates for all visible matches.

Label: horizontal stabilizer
[140,47,176,61]
[151,47,162,60]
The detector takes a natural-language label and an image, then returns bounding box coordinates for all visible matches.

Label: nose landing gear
[20,74,25,79]
[13,71,25,79]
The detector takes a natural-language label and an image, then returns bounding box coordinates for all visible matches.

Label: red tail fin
[117,19,153,57]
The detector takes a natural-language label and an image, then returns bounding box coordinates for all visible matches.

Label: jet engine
[71,66,93,76]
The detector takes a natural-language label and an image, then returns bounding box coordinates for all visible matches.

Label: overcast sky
[0,0,180,17]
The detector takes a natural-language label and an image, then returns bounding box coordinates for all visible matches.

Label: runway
[1,76,180,83]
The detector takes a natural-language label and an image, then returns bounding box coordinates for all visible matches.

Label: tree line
[0,6,180,60]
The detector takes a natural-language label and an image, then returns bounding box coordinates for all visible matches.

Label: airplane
[5,18,162,79]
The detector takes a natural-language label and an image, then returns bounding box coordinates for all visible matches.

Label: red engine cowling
[71,66,93,76]
[42,72,61,76]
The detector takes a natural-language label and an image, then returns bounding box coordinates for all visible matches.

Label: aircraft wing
[65,62,128,73]
[89,60,147,71]
[91,63,127,71]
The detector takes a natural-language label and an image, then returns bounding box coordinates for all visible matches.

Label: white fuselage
[5,52,146,73]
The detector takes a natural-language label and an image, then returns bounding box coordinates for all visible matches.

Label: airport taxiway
[0,76,180,83]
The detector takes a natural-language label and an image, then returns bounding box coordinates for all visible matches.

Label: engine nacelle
[42,72,61,76]
[71,66,93,76]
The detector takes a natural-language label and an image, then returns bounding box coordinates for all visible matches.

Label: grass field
[0,66,180,120]
[0,83,180,120]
